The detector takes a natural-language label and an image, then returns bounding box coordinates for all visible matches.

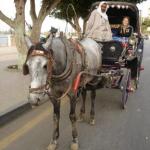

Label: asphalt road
[0,40,150,150]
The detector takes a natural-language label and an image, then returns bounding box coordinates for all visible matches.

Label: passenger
[85,1,112,41]
[118,17,133,38]
[119,17,136,91]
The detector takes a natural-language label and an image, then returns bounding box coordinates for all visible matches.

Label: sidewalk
[0,47,30,125]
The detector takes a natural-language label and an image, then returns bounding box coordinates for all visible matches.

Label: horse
[23,34,102,150]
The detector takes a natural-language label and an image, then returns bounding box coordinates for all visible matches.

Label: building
[0,34,15,47]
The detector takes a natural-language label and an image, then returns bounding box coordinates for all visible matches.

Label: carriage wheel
[120,69,131,109]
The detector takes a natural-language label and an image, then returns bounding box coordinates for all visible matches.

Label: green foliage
[142,18,150,26]
[142,17,150,33]
[51,0,94,21]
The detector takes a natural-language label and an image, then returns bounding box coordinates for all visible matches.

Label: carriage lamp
[110,46,116,52]
[111,5,115,8]
[122,5,125,9]
[138,49,142,53]
[117,5,121,9]
[126,6,129,9]
[129,39,136,45]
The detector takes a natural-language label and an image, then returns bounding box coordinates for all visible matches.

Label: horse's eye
[43,65,47,70]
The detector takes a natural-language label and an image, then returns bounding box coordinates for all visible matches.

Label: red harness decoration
[69,38,86,94]
[73,72,83,94]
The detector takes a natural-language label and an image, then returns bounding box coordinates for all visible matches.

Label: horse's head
[23,35,53,105]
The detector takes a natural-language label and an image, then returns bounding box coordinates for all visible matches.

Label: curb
[0,103,31,127]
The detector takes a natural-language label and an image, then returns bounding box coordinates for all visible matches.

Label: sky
[0,0,150,32]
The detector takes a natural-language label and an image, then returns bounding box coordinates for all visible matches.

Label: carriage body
[90,1,144,69]
[89,2,144,108]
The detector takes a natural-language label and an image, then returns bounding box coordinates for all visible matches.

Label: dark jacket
[118,25,133,37]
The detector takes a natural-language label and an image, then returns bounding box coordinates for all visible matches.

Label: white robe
[85,9,112,41]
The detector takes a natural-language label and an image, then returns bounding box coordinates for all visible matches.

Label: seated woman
[112,17,133,43]
[119,17,136,91]
[118,16,133,38]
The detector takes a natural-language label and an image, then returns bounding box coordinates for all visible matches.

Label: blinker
[23,63,29,75]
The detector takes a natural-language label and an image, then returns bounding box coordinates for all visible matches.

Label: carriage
[89,1,144,109]
[22,2,145,148]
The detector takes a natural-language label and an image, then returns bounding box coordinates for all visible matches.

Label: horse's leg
[78,88,87,121]
[47,99,60,150]
[90,90,96,125]
[69,95,79,150]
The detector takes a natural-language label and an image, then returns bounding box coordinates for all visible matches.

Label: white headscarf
[97,1,108,20]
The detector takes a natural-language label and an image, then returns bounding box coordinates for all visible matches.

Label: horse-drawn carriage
[87,1,144,109]
[23,1,145,149]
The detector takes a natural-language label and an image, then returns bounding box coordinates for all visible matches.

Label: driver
[85,1,112,42]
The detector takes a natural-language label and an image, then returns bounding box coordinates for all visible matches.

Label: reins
[25,48,54,95]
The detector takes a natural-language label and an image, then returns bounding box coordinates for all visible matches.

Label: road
[0,40,150,150]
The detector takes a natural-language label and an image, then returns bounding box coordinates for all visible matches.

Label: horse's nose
[28,93,41,106]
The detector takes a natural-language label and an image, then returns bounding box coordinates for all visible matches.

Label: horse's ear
[42,33,53,50]
[24,34,33,50]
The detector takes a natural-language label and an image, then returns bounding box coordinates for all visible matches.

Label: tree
[53,0,146,37]
[142,17,150,33]
[29,0,61,43]
[0,0,61,69]
[52,0,98,37]
[0,0,27,69]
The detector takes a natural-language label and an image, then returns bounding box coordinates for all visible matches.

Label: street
[0,40,150,150]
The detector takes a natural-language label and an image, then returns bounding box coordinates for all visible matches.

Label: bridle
[23,48,54,95]
[23,36,79,100]
[24,48,72,100]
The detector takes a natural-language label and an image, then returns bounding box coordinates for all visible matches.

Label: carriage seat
[96,40,124,65]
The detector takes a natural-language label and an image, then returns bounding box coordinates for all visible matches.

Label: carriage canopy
[91,2,141,35]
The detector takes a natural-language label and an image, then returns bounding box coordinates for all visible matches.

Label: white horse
[23,34,102,150]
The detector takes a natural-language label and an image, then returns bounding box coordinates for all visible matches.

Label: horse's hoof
[89,119,95,126]
[47,143,57,150]
[70,142,79,150]
[77,113,85,122]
